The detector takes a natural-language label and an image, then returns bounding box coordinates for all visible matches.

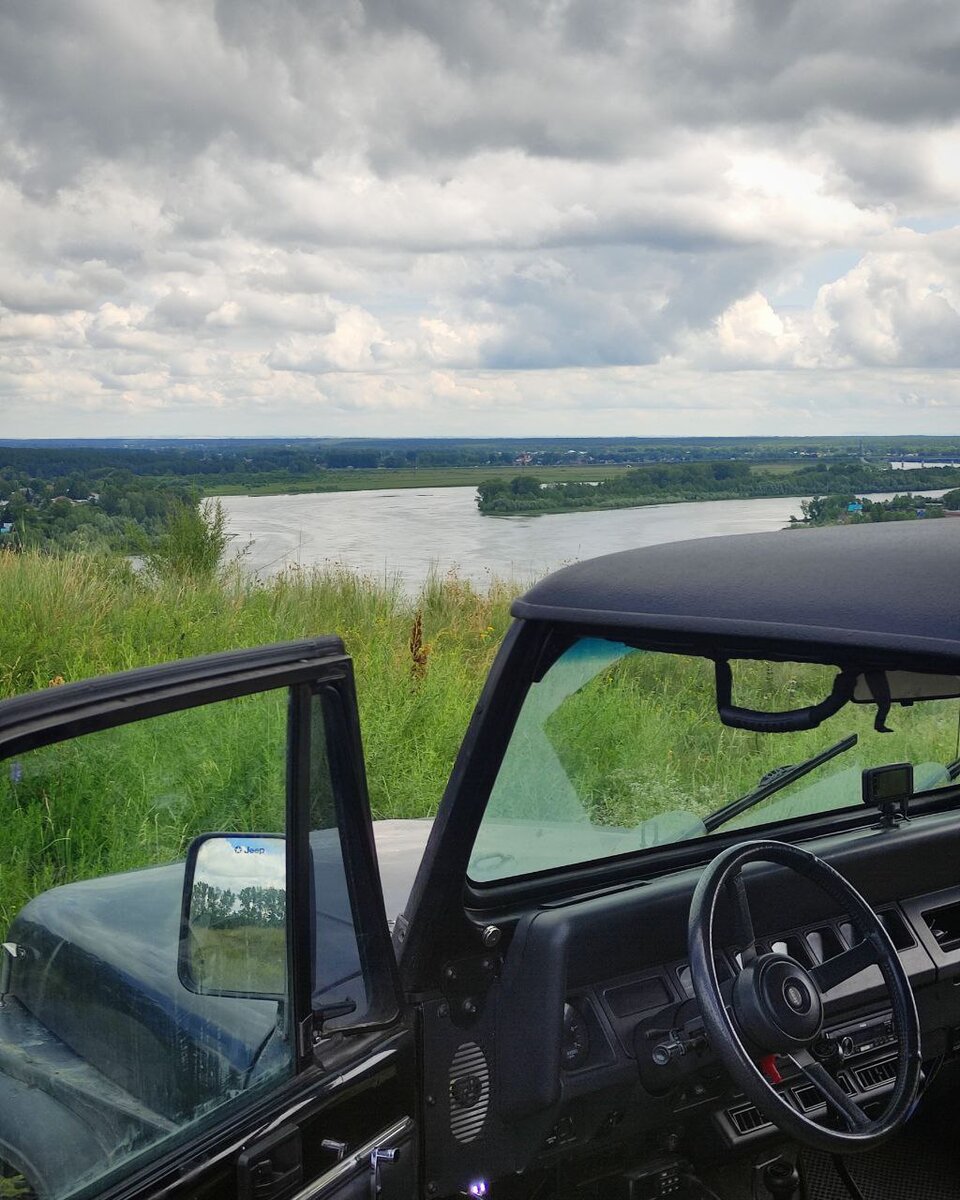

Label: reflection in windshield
[470,639,960,882]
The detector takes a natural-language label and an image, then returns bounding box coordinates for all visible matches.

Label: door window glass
[0,690,292,1200]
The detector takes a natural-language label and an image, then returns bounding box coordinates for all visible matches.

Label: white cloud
[1,0,959,434]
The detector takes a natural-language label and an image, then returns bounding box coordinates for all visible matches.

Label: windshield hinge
[298,1000,359,1056]
[439,953,500,1015]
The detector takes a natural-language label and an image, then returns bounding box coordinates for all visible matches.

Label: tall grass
[0,550,515,926]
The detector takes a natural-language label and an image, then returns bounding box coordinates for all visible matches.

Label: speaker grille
[449,1041,490,1144]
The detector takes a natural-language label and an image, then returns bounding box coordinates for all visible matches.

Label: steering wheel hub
[733,954,823,1052]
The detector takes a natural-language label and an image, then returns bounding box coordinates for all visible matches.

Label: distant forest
[5,434,960,478]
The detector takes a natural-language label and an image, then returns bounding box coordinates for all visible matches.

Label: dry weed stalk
[409,610,430,682]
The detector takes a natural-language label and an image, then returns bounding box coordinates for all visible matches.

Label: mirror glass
[181,834,286,997]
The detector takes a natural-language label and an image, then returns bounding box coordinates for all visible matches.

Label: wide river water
[221,487,944,594]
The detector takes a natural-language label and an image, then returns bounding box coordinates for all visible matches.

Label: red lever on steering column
[759,1054,783,1085]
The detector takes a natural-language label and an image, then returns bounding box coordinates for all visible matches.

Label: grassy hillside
[0,551,515,926]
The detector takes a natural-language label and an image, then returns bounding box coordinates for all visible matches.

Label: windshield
[469,638,960,883]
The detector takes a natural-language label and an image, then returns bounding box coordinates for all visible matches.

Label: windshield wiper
[703,733,858,834]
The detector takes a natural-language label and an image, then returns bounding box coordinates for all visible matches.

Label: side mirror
[178,833,286,999]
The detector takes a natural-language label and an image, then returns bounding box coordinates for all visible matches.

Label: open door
[0,638,417,1200]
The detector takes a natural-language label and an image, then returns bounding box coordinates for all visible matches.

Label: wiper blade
[703,734,858,834]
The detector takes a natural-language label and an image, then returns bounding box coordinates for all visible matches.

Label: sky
[1,0,960,438]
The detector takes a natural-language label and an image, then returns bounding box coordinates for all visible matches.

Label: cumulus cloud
[1,0,959,434]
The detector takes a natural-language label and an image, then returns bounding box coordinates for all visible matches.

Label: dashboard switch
[625,1156,690,1198]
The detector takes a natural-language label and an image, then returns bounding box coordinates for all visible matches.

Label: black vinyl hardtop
[512,521,960,660]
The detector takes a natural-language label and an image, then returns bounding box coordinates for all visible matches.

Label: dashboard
[566,902,920,1145]
[421,809,960,1196]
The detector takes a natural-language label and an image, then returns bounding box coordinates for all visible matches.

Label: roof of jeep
[512,519,960,660]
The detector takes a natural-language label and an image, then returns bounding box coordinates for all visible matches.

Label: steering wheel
[688,840,921,1153]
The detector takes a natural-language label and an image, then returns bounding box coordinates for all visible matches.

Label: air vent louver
[855,1057,897,1090]
[793,1084,819,1113]
[729,1104,771,1135]
[449,1041,490,1144]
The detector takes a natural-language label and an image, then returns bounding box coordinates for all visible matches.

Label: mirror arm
[863,670,894,733]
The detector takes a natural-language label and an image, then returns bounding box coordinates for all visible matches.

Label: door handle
[370,1147,399,1198]
[238,1125,303,1200]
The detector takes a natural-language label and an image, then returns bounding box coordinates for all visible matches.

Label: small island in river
[475,462,960,516]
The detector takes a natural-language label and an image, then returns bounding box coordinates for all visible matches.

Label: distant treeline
[5,434,960,485]
[476,461,960,515]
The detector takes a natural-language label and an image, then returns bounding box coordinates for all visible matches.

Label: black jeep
[3,521,960,1200]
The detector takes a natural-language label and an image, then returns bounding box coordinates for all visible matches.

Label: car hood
[8,860,283,1122]
[6,820,432,1122]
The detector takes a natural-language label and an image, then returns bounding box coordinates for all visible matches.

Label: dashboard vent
[855,1057,897,1091]
[793,1084,820,1113]
[729,1104,771,1135]
[448,1041,490,1144]
[793,1075,854,1113]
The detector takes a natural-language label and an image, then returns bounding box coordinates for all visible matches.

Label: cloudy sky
[2,0,959,438]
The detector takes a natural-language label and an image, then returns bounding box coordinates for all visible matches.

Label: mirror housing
[853,672,960,703]
[178,833,286,999]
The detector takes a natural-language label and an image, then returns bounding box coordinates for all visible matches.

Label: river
[220,487,946,594]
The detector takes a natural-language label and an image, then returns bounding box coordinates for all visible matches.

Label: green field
[199,463,636,496]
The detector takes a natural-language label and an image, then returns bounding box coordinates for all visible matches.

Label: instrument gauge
[561,1002,590,1071]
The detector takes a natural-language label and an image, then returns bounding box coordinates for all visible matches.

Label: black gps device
[862,763,913,827]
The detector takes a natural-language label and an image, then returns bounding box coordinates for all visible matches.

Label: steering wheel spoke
[810,937,878,992]
[725,871,757,966]
[789,1049,870,1131]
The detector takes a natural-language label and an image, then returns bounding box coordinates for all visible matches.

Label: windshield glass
[469,638,960,883]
